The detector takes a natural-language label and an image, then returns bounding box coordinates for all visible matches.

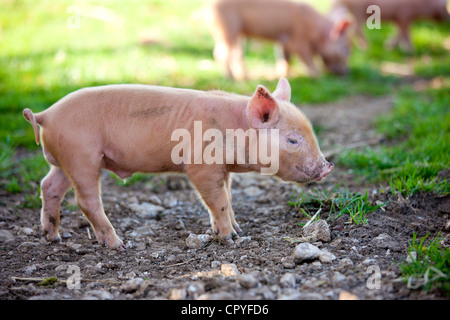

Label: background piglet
[210,0,351,79]
[334,0,450,51]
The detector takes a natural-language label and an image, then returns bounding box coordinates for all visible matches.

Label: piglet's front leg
[187,165,238,243]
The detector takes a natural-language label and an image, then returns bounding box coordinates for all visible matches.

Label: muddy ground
[0,94,449,300]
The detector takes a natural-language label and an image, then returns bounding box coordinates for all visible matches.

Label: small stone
[243,186,263,197]
[187,282,205,299]
[136,242,146,251]
[197,292,234,300]
[211,260,221,268]
[369,233,402,251]
[281,257,295,269]
[25,264,38,275]
[303,220,330,242]
[237,274,258,289]
[235,236,251,246]
[148,194,163,206]
[406,251,417,263]
[168,288,187,300]
[186,233,211,249]
[319,251,336,264]
[292,243,323,263]
[174,219,185,230]
[362,258,377,265]
[280,273,296,288]
[0,229,15,243]
[337,258,354,272]
[121,278,144,293]
[278,289,302,300]
[21,227,34,236]
[83,290,114,300]
[221,263,240,276]
[129,202,164,219]
[332,272,346,283]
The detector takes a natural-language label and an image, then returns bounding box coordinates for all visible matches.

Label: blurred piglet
[23,78,333,249]
[335,0,450,51]
[210,0,351,79]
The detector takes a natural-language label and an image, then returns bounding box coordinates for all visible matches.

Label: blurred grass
[0,0,449,193]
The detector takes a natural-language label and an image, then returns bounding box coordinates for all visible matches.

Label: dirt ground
[0,94,449,300]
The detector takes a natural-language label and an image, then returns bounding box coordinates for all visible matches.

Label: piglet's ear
[330,19,350,41]
[247,85,279,129]
[273,77,291,102]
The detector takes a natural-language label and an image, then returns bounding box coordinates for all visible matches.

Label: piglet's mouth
[295,162,335,183]
[316,162,335,181]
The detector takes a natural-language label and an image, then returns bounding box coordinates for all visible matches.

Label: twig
[302,207,322,231]
[324,137,382,159]
[11,276,121,285]
[164,258,195,268]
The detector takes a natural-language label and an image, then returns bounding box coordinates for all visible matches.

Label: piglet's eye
[287,138,297,144]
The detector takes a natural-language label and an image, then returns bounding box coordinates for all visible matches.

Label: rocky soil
[0,95,449,300]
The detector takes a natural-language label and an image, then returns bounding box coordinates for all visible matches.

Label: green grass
[0,0,449,198]
[3,0,449,147]
[399,232,449,295]
[338,85,450,196]
[288,185,388,224]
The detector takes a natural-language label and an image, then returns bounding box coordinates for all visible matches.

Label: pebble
[129,202,164,219]
[303,220,330,242]
[187,282,205,299]
[197,292,235,300]
[362,258,378,265]
[281,257,296,269]
[319,251,336,264]
[243,186,264,197]
[148,194,163,206]
[185,233,212,249]
[168,288,187,300]
[121,278,144,293]
[0,229,15,243]
[25,264,38,275]
[280,273,296,288]
[82,290,114,300]
[174,219,185,230]
[369,233,402,251]
[237,273,259,289]
[337,258,354,272]
[292,243,323,263]
[406,251,417,263]
[235,236,251,246]
[21,227,34,236]
[221,263,240,276]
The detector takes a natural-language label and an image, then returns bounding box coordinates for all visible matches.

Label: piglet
[334,0,450,51]
[210,0,351,79]
[23,78,333,249]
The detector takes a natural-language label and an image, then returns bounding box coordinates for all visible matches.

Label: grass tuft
[289,185,388,225]
[399,232,449,295]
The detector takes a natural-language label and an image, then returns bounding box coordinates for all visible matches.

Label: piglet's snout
[317,161,334,181]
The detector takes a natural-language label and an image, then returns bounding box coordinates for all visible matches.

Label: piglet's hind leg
[40,166,72,242]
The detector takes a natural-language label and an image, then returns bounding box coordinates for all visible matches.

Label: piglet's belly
[101,153,184,179]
